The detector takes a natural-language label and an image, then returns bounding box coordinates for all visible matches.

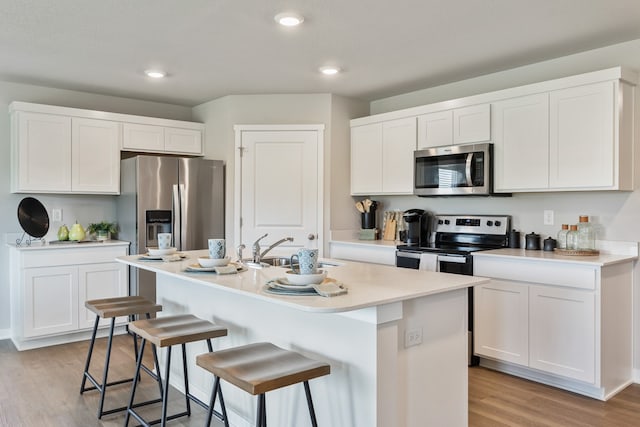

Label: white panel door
[453,104,491,144]
[17,112,71,192]
[71,118,120,194]
[382,117,416,194]
[549,81,615,189]
[241,130,319,252]
[351,123,383,195]
[417,110,453,149]
[24,266,78,337]
[492,93,549,192]
[78,262,128,329]
[529,284,596,383]
[474,280,529,366]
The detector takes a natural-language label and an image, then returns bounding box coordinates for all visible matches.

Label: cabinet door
[122,123,164,152]
[382,117,416,194]
[417,110,453,149]
[549,81,615,189]
[165,127,203,154]
[71,118,121,194]
[15,112,71,192]
[78,262,128,329]
[351,123,383,195]
[492,94,549,192]
[23,266,78,337]
[474,280,529,366]
[453,104,491,144]
[529,284,596,383]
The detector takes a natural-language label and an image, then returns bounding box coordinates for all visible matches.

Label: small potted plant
[87,221,118,241]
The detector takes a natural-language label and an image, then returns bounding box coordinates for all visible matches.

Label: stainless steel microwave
[414,143,496,196]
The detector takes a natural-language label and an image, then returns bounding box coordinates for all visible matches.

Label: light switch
[52,209,62,222]
[543,210,554,226]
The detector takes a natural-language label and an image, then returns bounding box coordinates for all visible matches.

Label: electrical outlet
[52,208,62,222]
[543,210,554,226]
[405,328,423,348]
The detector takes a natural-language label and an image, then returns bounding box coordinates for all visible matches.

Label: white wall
[0,80,193,334]
[366,38,640,374]
[192,93,368,255]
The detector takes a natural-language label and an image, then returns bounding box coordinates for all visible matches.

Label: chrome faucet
[251,233,294,265]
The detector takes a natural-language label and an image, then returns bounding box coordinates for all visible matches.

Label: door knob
[307,234,316,240]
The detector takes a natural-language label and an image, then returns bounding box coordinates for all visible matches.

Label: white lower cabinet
[10,243,129,350]
[473,253,633,400]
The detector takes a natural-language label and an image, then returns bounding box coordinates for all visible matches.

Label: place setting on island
[139,232,187,261]
[185,238,245,274]
[264,248,347,297]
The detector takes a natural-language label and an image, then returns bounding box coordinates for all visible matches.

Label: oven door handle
[396,251,421,259]
[465,153,474,186]
[438,255,468,263]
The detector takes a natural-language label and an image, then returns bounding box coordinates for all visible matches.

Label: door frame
[234,124,325,255]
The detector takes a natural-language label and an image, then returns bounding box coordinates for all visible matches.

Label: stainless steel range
[396,214,511,365]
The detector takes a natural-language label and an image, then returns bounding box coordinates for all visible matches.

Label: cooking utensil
[17,197,49,238]
[355,201,365,213]
[363,199,372,213]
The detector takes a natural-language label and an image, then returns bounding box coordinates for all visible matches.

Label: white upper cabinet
[122,123,203,155]
[351,117,416,195]
[453,104,491,144]
[417,104,490,149]
[549,81,616,190]
[71,118,120,193]
[417,110,453,148]
[492,93,550,192]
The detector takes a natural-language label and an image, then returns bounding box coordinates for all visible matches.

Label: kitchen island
[118,250,489,427]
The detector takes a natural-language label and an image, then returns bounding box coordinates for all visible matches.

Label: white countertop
[329,238,399,249]
[117,249,488,313]
[7,239,130,250]
[473,248,637,267]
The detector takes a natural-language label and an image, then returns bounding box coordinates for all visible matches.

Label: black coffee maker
[403,209,429,246]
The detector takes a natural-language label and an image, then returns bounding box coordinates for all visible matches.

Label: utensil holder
[361,211,376,229]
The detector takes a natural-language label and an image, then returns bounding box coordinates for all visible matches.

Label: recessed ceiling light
[319,66,340,76]
[145,70,166,79]
[274,12,304,27]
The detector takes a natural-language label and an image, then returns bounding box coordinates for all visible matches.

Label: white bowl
[147,247,177,256]
[198,256,230,268]
[284,269,327,286]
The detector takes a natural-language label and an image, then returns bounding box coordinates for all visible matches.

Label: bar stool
[125,314,228,427]
[81,295,163,419]
[196,342,331,427]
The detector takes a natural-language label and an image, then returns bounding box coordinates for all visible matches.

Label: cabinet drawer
[20,246,128,268]
[474,257,597,290]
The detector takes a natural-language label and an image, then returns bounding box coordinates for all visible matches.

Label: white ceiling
[2,0,640,107]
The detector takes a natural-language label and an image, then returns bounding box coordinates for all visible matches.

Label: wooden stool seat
[196,342,330,395]
[81,296,163,419]
[85,295,162,319]
[125,314,228,427]
[128,314,228,347]
[197,342,330,427]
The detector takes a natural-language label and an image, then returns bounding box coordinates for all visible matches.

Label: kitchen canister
[508,229,521,248]
[543,237,557,251]
[525,232,541,250]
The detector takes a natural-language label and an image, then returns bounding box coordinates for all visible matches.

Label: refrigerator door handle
[172,184,181,250]
[179,184,187,250]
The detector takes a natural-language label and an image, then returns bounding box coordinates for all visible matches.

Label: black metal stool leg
[205,376,220,427]
[256,394,265,427]
[96,317,116,418]
[80,315,100,394]
[125,337,147,426]
[304,381,319,427]
[160,345,172,427]
[181,343,192,416]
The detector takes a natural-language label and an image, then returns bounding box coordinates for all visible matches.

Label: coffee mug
[290,248,318,275]
[208,238,226,259]
[157,233,172,249]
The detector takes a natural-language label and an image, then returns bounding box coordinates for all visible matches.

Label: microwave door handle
[465,153,474,186]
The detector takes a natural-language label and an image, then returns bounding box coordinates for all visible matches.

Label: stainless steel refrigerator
[117,155,225,300]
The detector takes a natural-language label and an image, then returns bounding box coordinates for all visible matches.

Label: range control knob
[486,220,494,226]
[444,219,450,225]
[495,221,502,226]
[438,219,444,225]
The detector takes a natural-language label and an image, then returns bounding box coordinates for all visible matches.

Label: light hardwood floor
[1,336,640,426]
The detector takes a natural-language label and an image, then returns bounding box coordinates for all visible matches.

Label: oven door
[438,254,473,275]
[414,143,491,196]
[396,250,421,269]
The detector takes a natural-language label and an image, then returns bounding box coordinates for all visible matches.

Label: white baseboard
[633,368,640,383]
[0,329,11,340]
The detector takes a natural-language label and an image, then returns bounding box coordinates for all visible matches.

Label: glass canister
[566,225,579,250]
[557,224,569,249]
[577,215,595,250]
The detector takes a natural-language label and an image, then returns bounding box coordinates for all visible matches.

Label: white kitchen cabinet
[122,122,203,155]
[549,81,616,189]
[492,93,550,192]
[351,117,416,195]
[473,251,634,400]
[417,110,453,148]
[9,242,130,350]
[71,118,120,193]
[529,284,595,383]
[453,104,491,144]
[474,279,529,366]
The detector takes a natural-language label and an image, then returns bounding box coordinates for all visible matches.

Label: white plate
[185,262,243,273]
[147,247,177,256]
[197,256,230,268]
[284,269,327,285]
[268,278,316,290]
[140,252,186,261]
